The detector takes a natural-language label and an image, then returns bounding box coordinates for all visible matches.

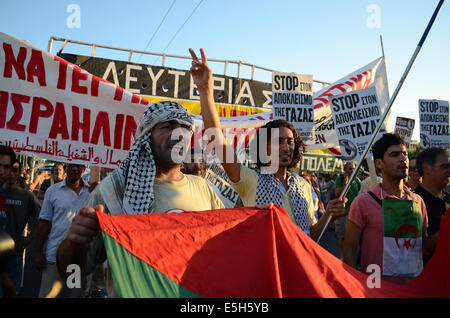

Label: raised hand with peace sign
[189,48,212,91]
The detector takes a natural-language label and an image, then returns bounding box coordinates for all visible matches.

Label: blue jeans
[1,254,23,297]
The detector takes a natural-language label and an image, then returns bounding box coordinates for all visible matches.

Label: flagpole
[379,34,390,99]
[380,35,385,58]
[316,0,445,243]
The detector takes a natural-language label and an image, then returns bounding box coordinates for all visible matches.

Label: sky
[1,0,449,142]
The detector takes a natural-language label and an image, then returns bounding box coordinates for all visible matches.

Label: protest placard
[307,56,389,151]
[329,86,384,161]
[394,116,415,148]
[272,72,314,143]
[204,164,241,208]
[418,99,449,149]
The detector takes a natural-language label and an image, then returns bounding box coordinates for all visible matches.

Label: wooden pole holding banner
[317,0,445,243]
[89,166,101,186]
[367,156,378,186]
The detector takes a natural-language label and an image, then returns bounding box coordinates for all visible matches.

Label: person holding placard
[189,48,347,241]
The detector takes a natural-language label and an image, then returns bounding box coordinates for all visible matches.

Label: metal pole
[316,0,445,243]
[47,37,54,54]
[380,34,385,58]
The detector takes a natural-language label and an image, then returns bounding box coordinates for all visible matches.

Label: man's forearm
[34,220,51,254]
[310,212,331,242]
[56,239,88,278]
[343,247,357,268]
[422,232,438,255]
[198,86,221,130]
[343,237,359,268]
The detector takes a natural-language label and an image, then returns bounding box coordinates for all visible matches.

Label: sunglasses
[409,166,417,172]
[0,163,12,169]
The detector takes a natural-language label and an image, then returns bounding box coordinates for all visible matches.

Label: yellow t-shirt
[85,173,225,297]
[229,165,317,227]
[152,174,225,213]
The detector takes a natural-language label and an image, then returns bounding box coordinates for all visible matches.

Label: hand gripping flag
[97,206,450,298]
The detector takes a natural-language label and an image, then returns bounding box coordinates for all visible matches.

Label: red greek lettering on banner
[3,43,46,86]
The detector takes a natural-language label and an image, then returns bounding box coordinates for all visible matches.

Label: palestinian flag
[96,206,450,298]
[382,200,423,277]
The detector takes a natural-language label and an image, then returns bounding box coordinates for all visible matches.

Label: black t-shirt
[0,188,41,243]
[40,178,64,194]
[40,178,52,194]
[414,185,447,235]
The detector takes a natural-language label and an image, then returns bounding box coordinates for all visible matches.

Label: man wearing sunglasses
[406,156,422,191]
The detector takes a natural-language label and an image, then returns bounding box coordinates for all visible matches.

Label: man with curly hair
[189,48,347,240]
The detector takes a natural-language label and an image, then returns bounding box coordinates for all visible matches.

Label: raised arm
[189,48,241,183]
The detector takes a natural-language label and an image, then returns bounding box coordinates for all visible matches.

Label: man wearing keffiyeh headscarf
[56,100,224,297]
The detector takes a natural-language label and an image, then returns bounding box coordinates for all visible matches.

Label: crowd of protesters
[0,48,448,298]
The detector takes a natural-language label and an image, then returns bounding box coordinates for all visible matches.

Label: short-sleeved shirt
[333,175,361,209]
[229,165,316,228]
[39,178,63,195]
[349,183,428,284]
[0,188,40,243]
[39,179,90,262]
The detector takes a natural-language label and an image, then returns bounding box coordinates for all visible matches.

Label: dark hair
[0,145,16,166]
[344,162,355,169]
[416,147,448,176]
[372,133,406,161]
[12,160,22,171]
[52,162,65,173]
[252,119,306,169]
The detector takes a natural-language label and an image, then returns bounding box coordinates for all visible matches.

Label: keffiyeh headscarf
[255,170,312,235]
[118,101,194,214]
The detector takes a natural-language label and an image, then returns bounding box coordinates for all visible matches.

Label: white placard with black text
[272,72,314,142]
[329,86,384,161]
[418,99,449,149]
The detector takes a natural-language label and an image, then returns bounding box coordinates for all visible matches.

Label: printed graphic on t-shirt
[166,209,186,214]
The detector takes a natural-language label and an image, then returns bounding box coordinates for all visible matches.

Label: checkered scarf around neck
[118,101,194,214]
[255,170,311,235]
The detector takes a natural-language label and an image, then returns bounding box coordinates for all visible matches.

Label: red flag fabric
[97,206,450,298]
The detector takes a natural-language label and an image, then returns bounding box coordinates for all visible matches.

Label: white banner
[418,99,449,149]
[394,116,415,148]
[329,87,384,162]
[0,32,147,168]
[0,31,390,167]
